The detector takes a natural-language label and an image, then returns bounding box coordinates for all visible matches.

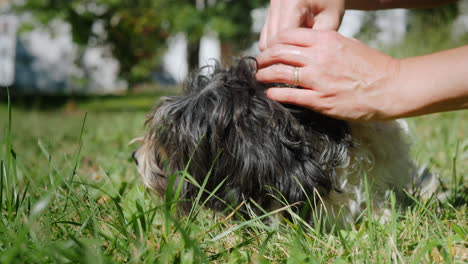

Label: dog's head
[133,57,351,212]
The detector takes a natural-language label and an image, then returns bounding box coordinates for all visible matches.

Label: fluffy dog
[133,57,430,225]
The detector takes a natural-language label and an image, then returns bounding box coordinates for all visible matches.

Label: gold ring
[294,67,300,87]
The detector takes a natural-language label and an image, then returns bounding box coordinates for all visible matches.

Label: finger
[266,1,284,50]
[312,11,343,31]
[259,25,269,51]
[259,4,274,51]
[266,87,323,111]
[263,1,307,50]
[256,44,310,68]
[256,64,299,86]
[269,28,326,47]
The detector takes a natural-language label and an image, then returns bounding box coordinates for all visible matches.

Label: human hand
[259,0,345,51]
[256,28,402,121]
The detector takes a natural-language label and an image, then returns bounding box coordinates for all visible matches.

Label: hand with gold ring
[256,28,399,121]
[257,28,468,121]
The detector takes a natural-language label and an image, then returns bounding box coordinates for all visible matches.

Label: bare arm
[346,0,459,10]
[391,45,468,118]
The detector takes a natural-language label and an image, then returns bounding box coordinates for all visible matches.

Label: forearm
[345,0,458,10]
[390,46,468,118]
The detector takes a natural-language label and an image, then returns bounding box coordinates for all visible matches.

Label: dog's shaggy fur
[133,57,425,225]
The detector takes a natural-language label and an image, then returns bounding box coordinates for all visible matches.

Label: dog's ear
[128,137,144,146]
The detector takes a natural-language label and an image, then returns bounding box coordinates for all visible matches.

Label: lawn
[0,92,466,263]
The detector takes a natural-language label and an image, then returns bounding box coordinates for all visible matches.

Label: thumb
[312,11,343,31]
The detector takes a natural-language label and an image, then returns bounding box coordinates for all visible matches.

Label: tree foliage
[407,3,459,36]
[16,0,268,84]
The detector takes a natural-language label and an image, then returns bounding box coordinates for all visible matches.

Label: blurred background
[0,0,467,99]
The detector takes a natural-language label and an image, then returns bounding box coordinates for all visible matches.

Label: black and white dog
[133,57,433,225]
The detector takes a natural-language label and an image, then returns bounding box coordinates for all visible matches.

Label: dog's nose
[132,151,138,165]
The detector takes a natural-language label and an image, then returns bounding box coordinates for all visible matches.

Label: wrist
[370,56,404,120]
[380,56,442,120]
[386,57,417,119]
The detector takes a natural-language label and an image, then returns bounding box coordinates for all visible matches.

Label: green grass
[0,91,466,263]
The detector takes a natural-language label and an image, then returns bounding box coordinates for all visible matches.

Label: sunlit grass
[1,88,466,263]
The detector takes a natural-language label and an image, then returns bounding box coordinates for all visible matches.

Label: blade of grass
[210,202,301,242]
[64,112,87,212]
[4,88,13,222]
[187,151,222,223]
[208,233,262,261]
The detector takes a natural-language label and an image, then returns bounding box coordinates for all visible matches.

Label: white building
[0,15,17,86]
